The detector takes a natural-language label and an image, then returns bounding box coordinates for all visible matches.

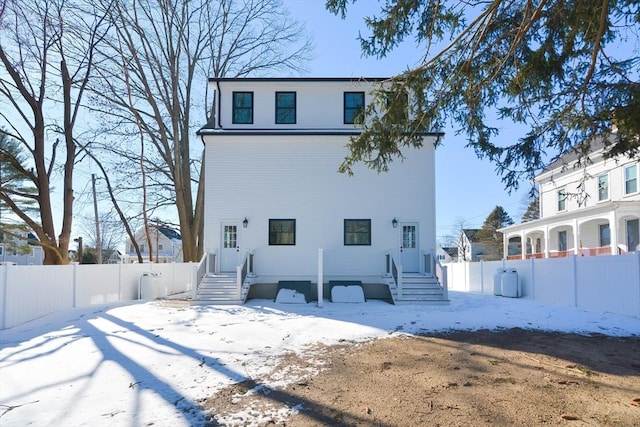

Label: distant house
[500,135,639,259]
[124,224,183,263]
[0,230,45,265]
[457,229,488,262]
[435,245,457,263]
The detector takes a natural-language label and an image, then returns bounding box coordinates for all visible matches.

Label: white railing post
[236,264,242,300]
[397,263,403,299]
[191,262,199,301]
[1,264,8,330]
[442,264,448,300]
[317,249,324,308]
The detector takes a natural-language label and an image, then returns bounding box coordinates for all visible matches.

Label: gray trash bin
[501,269,519,298]
[139,272,162,299]
[493,268,508,296]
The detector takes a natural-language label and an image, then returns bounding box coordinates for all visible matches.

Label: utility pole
[92,174,102,264]
[74,237,83,263]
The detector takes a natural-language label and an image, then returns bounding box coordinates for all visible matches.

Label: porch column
[520,230,526,259]
[544,225,550,258]
[573,218,580,255]
[610,210,618,255]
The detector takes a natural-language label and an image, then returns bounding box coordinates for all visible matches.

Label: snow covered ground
[1,291,638,426]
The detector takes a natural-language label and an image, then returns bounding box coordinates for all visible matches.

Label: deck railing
[433,254,448,301]
[192,252,208,300]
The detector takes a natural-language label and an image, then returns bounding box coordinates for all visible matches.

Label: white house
[197,77,447,304]
[124,224,183,263]
[456,228,489,262]
[500,135,640,259]
[0,230,45,265]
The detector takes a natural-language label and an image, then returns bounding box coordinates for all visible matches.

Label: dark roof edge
[197,128,445,137]
[208,77,391,83]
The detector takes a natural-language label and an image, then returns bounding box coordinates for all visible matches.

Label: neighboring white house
[456,228,489,262]
[435,245,457,263]
[124,224,183,263]
[500,135,640,259]
[0,230,45,265]
[197,77,445,303]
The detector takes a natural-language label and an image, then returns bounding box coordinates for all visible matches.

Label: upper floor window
[269,219,296,245]
[344,92,365,124]
[275,92,296,124]
[557,188,567,212]
[232,91,253,124]
[158,244,164,251]
[384,90,408,122]
[624,164,638,195]
[597,174,609,201]
[344,219,371,245]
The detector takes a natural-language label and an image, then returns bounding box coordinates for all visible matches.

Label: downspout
[215,80,222,129]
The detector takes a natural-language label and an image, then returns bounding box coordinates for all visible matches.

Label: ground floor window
[599,224,611,247]
[269,219,296,245]
[627,219,639,252]
[344,219,371,245]
[558,230,567,251]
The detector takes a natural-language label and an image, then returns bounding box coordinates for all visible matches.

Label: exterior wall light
[243,217,249,228]
[392,217,398,228]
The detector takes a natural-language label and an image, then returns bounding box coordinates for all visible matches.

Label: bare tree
[89,0,312,262]
[0,0,111,264]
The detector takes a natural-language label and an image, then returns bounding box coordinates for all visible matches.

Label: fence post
[530,256,535,299]
[636,252,640,319]
[572,254,578,307]
[480,260,484,293]
[1,264,8,330]
[317,249,324,308]
[73,263,78,308]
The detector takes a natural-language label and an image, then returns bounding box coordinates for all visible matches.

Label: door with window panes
[220,223,241,272]
[400,222,419,272]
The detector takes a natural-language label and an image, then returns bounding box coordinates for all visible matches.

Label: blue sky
[285,0,531,242]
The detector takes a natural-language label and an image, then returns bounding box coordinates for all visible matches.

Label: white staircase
[388,273,449,304]
[192,273,249,305]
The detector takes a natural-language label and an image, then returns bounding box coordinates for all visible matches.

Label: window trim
[597,173,609,202]
[232,91,254,124]
[344,219,372,246]
[344,92,365,124]
[557,187,567,212]
[624,163,638,195]
[269,219,296,246]
[275,91,296,124]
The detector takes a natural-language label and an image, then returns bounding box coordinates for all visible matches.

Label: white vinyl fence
[0,259,204,330]
[447,252,640,318]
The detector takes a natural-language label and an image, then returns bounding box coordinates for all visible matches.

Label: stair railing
[192,252,208,300]
[432,253,448,300]
[236,251,250,300]
[385,251,403,299]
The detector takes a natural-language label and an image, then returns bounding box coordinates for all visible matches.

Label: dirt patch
[203,329,640,426]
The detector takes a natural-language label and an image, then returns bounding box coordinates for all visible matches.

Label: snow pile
[331,285,365,303]
[274,288,307,303]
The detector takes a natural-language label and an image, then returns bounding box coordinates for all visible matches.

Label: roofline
[208,77,391,83]
[197,128,445,137]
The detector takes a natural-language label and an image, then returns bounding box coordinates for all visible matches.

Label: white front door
[220,223,240,272]
[400,222,419,273]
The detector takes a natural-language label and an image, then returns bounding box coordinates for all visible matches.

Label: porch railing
[433,254,448,301]
[385,252,403,298]
[236,250,253,300]
[192,252,208,300]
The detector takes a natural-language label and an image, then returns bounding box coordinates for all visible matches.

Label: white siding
[204,135,436,281]
[215,79,384,130]
[539,156,639,218]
